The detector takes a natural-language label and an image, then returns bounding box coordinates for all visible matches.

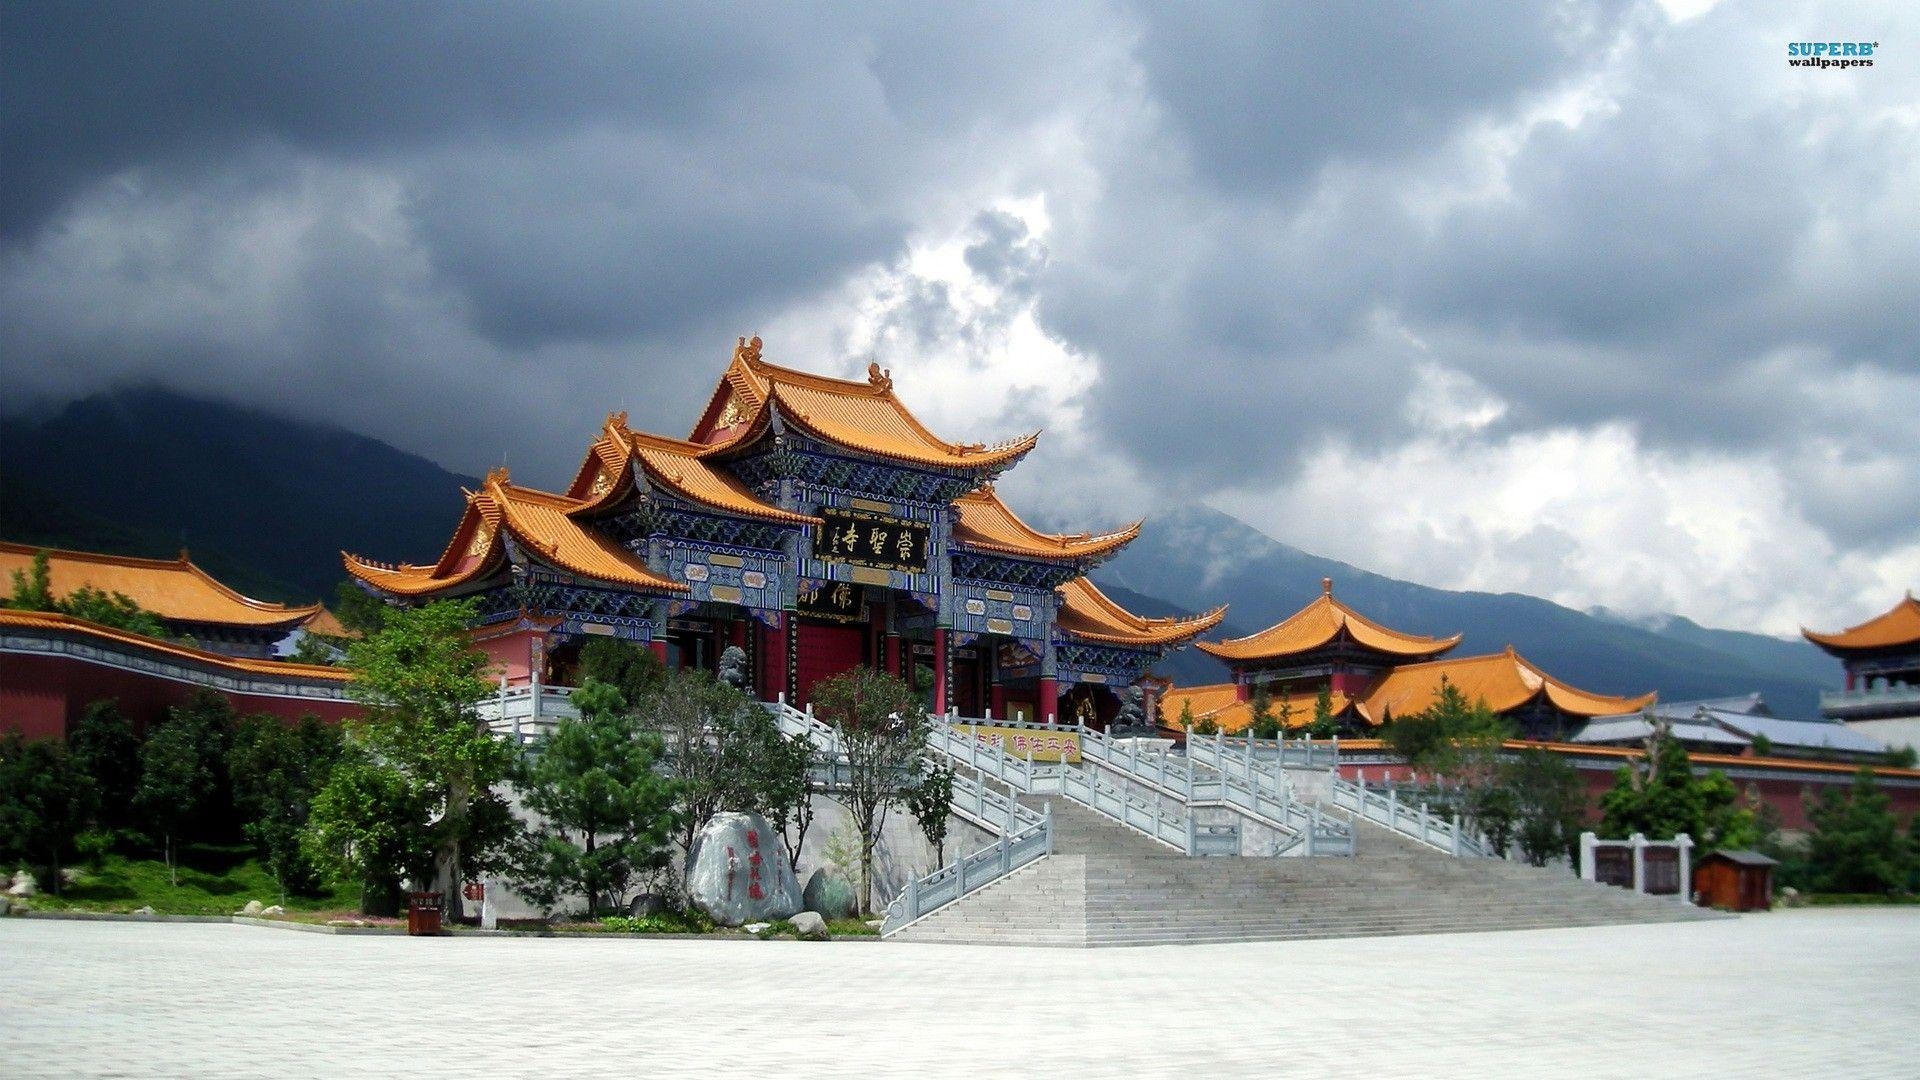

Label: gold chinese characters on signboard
[815,509,930,573]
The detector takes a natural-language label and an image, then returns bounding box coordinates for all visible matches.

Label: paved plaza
[2,909,1914,1078]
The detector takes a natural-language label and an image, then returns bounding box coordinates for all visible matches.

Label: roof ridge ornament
[485,465,511,487]
[605,410,629,431]
[737,335,764,364]
[1323,577,1333,596]
[866,361,892,391]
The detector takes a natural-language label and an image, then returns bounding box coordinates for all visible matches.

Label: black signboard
[816,510,930,573]
[797,580,867,624]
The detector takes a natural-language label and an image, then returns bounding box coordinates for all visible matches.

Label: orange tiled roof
[0,607,350,682]
[1159,682,1352,735]
[1055,577,1226,648]
[345,470,687,597]
[691,337,1038,470]
[951,486,1139,562]
[564,413,816,525]
[1197,578,1460,662]
[301,608,352,637]
[1803,593,1920,654]
[0,541,323,629]
[1355,647,1655,725]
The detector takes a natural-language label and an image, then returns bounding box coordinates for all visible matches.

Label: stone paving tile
[1,908,1913,1078]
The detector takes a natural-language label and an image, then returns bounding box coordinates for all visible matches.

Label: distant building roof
[0,541,324,630]
[1573,714,1749,749]
[1700,850,1778,867]
[1579,697,1888,756]
[1197,578,1460,663]
[1803,594,1920,655]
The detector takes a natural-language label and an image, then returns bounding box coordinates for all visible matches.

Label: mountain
[2,391,1840,718]
[0,389,476,602]
[1095,505,1838,719]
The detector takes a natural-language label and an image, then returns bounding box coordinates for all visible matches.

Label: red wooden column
[989,682,1007,720]
[1039,676,1059,724]
[885,634,902,679]
[648,640,669,665]
[729,619,747,651]
[932,628,949,716]
[760,617,790,703]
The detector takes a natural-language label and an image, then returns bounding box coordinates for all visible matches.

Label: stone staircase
[889,799,1726,948]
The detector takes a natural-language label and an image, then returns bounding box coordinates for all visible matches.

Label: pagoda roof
[1355,647,1655,726]
[690,337,1039,470]
[1803,593,1920,654]
[345,469,686,597]
[0,541,324,629]
[951,486,1139,563]
[565,413,818,525]
[1159,683,1353,736]
[1055,576,1226,648]
[1196,579,1460,663]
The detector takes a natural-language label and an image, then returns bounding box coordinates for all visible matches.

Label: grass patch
[592,909,722,935]
[20,846,357,916]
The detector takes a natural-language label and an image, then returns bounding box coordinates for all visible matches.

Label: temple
[1164,578,1654,739]
[344,337,1224,723]
[1806,593,1920,751]
[0,541,346,658]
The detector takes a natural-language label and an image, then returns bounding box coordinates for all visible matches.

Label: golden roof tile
[0,541,323,628]
[690,336,1039,469]
[1803,593,1920,654]
[951,486,1139,562]
[1055,576,1226,647]
[1197,578,1461,662]
[1357,648,1654,724]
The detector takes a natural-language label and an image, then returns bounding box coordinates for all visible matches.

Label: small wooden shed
[1693,850,1777,911]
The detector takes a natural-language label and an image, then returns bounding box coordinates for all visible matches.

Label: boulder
[237,900,265,916]
[59,867,83,886]
[790,911,830,941]
[743,921,771,936]
[132,905,155,916]
[802,868,859,919]
[685,811,802,927]
[8,871,37,898]
[261,905,285,916]
[627,893,669,918]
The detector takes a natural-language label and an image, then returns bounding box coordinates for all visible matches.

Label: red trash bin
[407,891,444,936]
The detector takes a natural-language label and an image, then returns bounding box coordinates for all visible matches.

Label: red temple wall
[0,652,358,740]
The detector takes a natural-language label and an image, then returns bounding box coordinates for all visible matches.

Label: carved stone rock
[685,811,802,927]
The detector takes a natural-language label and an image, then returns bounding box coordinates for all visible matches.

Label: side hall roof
[1356,647,1656,725]
[344,469,687,597]
[0,541,323,629]
[1197,578,1460,663]
[1055,576,1226,648]
[950,485,1139,563]
[1803,593,1920,654]
[689,336,1038,470]
[0,607,349,682]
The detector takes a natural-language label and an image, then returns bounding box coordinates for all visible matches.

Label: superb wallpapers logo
[1788,41,1878,69]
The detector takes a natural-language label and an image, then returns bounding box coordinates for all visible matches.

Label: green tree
[906,757,956,865]
[135,716,217,885]
[1176,699,1196,732]
[746,709,818,874]
[332,580,390,635]
[333,599,513,919]
[810,668,929,913]
[288,633,343,666]
[1804,769,1913,895]
[578,637,668,702]
[635,668,767,861]
[1247,687,1278,739]
[1382,676,1509,781]
[5,550,56,610]
[229,714,343,899]
[58,585,170,638]
[67,700,142,834]
[1503,749,1589,866]
[1599,729,1757,853]
[506,680,679,917]
[1886,744,1918,769]
[304,750,437,915]
[1308,685,1341,738]
[0,734,98,894]
[1275,694,1298,735]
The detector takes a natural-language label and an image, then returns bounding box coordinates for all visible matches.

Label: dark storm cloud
[2,0,1916,562]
